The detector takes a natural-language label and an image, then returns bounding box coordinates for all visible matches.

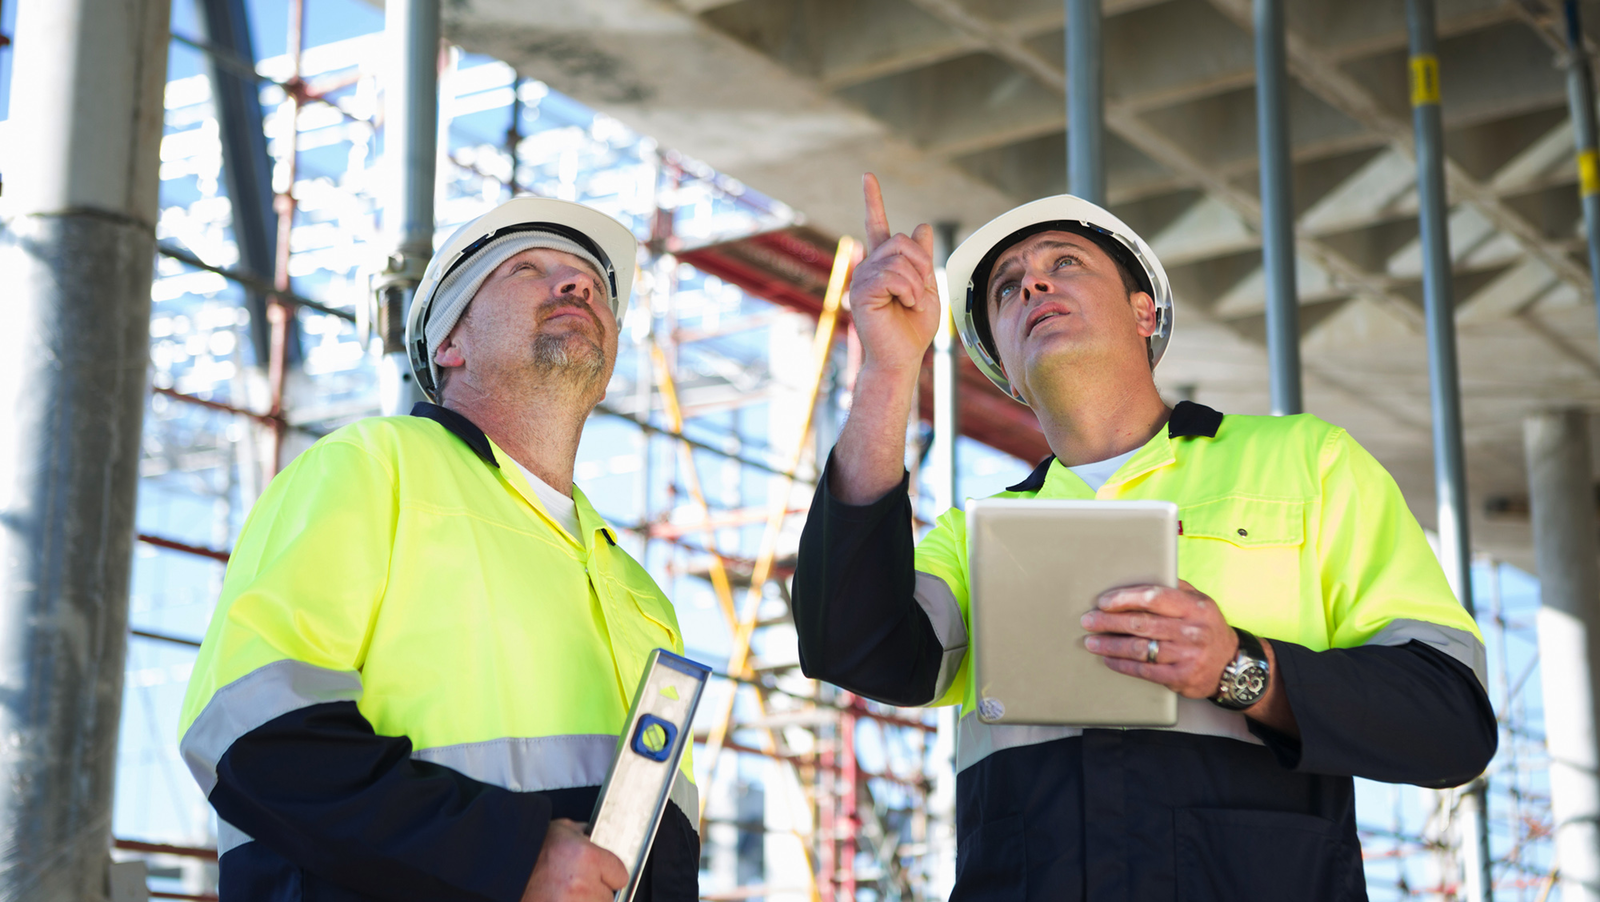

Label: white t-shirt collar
[1066,446,1139,492]
[513,460,580,538]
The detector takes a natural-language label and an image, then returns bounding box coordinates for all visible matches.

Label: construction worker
[792,177,1497,899]
[179,197,697,902]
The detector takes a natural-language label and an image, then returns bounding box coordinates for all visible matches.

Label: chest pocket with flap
[1179,496,1316,646]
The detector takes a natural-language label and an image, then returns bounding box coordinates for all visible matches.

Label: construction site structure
[0,0,1593,900]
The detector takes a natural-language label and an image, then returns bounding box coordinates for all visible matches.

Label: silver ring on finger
[1145,638,1160,664]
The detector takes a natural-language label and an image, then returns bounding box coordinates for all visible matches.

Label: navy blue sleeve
[792,454,944,707]
[1251,640,1498,788]
[209,701,549,902]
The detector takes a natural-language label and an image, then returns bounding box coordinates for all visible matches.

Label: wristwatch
[1210,628,1269,711]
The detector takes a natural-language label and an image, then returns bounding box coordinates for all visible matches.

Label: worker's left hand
[1080,580,1239,699]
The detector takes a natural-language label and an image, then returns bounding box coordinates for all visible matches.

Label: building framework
[0,1,1577,900]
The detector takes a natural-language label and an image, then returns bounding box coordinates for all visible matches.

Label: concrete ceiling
[440,0,1600,573]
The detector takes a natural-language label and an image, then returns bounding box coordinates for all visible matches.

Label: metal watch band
[1210,627,1269,711]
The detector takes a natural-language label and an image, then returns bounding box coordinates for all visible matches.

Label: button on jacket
[793,401,1496,901]
[180,403,698,902]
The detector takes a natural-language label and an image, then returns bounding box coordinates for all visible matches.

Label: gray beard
[533,332,605,387]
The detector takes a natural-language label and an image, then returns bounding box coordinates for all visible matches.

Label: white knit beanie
[422,230,611,383]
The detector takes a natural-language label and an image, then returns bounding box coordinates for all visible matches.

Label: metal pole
[1405,0,1474,615]
[1458,778,1493,902]
[377,0,440,415]
[1065,0,1104,204]
[1406,5,1488,895]
[930,222,960,516]
[265,0,304,477]
[1526,410,1600,902]
[0,0,169,898]
[1253,0,1302,416]
[195,0,278,368]
[1562,0,1600,334]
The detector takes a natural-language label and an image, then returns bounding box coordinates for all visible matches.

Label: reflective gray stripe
[180,659,364,796]
[1366,618,1488,688]
[413,734,618,792]
[955,698,1261,773]
[416,735,701,836]
[669,771,699,830]
[914,570,968,700]
[217,819,253,857]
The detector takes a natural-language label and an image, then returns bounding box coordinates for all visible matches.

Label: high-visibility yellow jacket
[179,404,697,902]
[794,401,1495,900]
[916,401,1486,752]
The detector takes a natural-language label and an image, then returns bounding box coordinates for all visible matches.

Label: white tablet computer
[966,498,1179,727]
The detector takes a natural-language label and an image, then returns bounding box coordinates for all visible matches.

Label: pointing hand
[849,173,942,377]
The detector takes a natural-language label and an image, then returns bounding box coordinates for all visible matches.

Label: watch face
[1225,659,1268,705]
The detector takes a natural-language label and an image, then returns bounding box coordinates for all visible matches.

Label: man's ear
[1129,291,1160,338]
[434,333,466,370]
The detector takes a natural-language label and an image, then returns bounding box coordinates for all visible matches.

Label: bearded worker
[180,198,697,902]
[792,177,1496,900]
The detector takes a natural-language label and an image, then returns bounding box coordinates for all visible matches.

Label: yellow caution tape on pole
[1580,148,1600,197]
[1410,54,1441,107]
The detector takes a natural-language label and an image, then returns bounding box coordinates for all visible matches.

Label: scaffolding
[0,1,1562,900]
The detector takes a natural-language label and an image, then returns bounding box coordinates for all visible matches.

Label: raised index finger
[863,172,892,252]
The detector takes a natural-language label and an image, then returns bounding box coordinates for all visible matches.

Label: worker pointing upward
[792,176,1496,899]
[180,198,698,902]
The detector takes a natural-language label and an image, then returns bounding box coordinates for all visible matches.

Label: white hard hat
[945,194,1174,402]
[404,196,639,401]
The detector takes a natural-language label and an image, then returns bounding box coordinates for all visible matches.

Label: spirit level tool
[587,648,711,902]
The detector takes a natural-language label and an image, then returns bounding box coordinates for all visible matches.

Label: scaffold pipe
[1406,0,1475,617]
[1254,0,1302,416]
[930,222,960,515]
[1563,0,1600,350]
[1407,4,1488,894]
[377,0,439,415]
[1065,0,1104,204]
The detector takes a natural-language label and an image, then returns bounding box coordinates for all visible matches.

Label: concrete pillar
[0,0,170,899]
[1526,409,1600,902]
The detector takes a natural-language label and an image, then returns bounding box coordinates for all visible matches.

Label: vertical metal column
[0,0,170,898]
[195,0,278,368]
[930,222,960,516]
[1563,0,1600,329]
[263,0,304,476]
[1253,0,1302,416]
[1405,4,1488,897]
[1065,0,1104,204]
[1525,410,1600,902]
[377,0,440,415]
[1405,0,1474,613]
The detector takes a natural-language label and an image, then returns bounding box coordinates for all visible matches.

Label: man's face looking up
[435,246,619,401]
[983,230,1160,407]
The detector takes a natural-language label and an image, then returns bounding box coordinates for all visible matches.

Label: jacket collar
[410,402,617,548]
[411,402,499,468]
[1005,400,1224,493]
